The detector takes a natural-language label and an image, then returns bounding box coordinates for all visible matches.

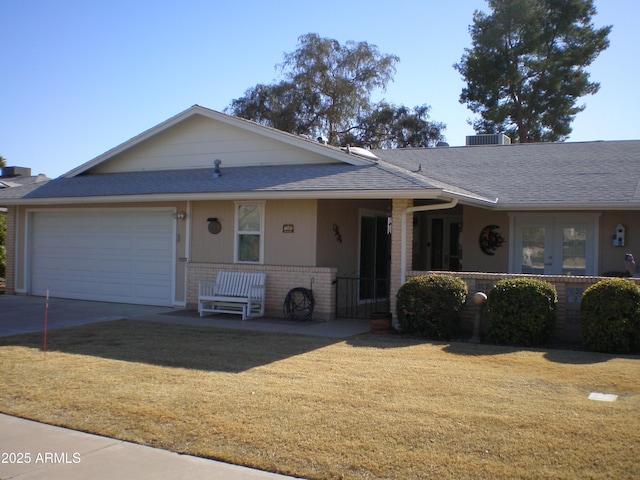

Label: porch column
[390,198,413,324]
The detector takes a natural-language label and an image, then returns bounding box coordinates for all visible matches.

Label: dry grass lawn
[0,320,639,479]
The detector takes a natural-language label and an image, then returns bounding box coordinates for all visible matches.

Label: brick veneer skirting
[187,263,338,321]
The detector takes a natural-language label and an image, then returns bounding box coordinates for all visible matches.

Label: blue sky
[1,0,637,179]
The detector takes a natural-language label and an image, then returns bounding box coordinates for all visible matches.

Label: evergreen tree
[455,0,611,142]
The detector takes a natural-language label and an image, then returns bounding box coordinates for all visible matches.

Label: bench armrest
[199,281,218,297]
[248,284,266,300]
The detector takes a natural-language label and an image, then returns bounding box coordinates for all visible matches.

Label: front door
[359,213,391,300]
[514,214,597,276]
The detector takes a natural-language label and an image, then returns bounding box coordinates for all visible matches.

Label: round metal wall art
[479,225,505,255]
[208,219,222,234]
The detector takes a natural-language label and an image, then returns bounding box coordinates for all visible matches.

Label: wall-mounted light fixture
[173,211,187,220]
[207,217,222,234]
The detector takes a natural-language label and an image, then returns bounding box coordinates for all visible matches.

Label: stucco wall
[265,199,317,266]
[316,199,390,277]
[461,206,510,273]
[190,199,317,266]
[599,210,640,274]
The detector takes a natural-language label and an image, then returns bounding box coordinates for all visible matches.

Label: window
[235,202,264,263]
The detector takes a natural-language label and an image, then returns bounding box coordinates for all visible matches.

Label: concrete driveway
[0,295,175,337]
[0,294,372,338]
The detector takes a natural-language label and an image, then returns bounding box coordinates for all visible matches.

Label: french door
[513,214,598,276]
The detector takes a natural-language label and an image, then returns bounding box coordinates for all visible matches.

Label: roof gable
[64,106,371,177]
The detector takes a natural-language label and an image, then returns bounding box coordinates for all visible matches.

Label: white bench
[198,271,266,320]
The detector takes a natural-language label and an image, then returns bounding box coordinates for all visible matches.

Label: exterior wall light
[173,211,187,220]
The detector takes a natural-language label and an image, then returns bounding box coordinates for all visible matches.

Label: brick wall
[187,263,337,321]
[390,199,413,323]
[408,270,640,343]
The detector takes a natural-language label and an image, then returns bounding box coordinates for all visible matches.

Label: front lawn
[0,320,638,479]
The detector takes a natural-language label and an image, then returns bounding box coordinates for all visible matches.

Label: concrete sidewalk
[0,414,300,479]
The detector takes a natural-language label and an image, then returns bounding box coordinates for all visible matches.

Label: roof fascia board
[63,106,370,178]
[8,198,640,210]
[7,194,640,210]
[493,202,640,211]
[3,189,444,205]
[440,189,498,208]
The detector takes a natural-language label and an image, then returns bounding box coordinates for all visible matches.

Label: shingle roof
[15,163,441,201]
[0,175,50,199]
[373,140,640,208]
[2,139,639,209]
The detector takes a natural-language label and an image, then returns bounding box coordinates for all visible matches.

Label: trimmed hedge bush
[396,274,468,340]
[486,278,557,347]
[581,278,640,354]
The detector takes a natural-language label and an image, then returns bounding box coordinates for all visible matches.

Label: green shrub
[581,278,640,354]
[396,274,468,340]
[486,278,557,347]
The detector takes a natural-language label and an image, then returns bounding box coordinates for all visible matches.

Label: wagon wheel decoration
[283,278,315,321]
[479,225,505,255]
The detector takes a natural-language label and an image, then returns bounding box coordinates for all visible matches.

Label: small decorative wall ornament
[207,218,222,234]
[332,223,342,243]
[479,225,505,255]
[283,224,294,233]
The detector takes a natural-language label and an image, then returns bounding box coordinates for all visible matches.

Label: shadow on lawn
[348,333,620,365]
[443,341,618,365]
[0,320,340,373]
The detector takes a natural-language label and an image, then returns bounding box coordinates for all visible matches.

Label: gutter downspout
[400,199,459,285]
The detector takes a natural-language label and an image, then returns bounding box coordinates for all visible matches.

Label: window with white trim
[235,202,264,263]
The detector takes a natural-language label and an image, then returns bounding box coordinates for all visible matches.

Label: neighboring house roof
[0,174,49,189]
[374,140,640,210]
[0,174,50,200]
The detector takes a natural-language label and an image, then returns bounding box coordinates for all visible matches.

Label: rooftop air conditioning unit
[465,134,511,146]
[0,166,32,178]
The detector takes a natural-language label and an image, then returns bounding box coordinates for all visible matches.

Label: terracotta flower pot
[370,312,393,334]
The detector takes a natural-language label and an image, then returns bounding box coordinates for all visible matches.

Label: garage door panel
[31,210,175,306]
[133,262,171,276]
[99,261,132,276]
[102,238,134,250]
[100,281,140,297]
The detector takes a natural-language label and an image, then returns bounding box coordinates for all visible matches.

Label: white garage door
[31,210,175,306]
